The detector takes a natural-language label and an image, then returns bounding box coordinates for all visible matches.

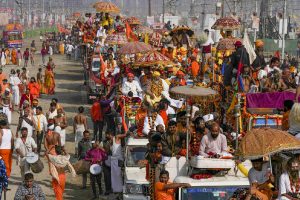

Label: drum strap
[21,138,30,155]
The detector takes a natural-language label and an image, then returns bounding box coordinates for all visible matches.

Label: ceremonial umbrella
[93,2,120,14]
[105,33,128,45]
[134,25,153,34]
[237,128,300,160]
[170,85,220,104]
[118,41,153,54]
[217,38,242,51]
[211,16,241,30]
[133,51,174,67]
[170,25,194,37]
[123,16,141,25]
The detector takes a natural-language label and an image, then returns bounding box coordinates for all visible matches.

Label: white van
[123,138,150,200]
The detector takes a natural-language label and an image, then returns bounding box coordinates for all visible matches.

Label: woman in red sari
[44,65,55,95]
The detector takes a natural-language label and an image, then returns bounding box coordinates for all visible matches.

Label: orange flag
[125,22,138,41]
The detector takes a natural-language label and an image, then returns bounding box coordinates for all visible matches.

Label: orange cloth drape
[191,61,200,78]
[52,172,66,200]
[159,110,168,126]
[0,149,12,177]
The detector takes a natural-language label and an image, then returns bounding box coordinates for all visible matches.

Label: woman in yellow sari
[11,48,17,65]
[44,66,55,95]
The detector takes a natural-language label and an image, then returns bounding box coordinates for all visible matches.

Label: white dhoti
[18,157,30,179]
[1,56,6,66]
[54,126,66,146]
[75,124,85,150]
[110,156,123,193]
[12,85,20,106]
[3,105,11,124]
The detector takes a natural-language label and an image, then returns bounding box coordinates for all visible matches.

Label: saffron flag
[125,22,138,41]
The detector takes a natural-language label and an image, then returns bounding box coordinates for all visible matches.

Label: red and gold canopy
[123,16,141,25]
[93,2,120,14]
[118,41,153,54]
[105,33,128,45]
[211,17,241,30]
[133,51,174,67]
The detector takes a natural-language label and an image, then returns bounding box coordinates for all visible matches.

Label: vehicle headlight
[126,183,143,194]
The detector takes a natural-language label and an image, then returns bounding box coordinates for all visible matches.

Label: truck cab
[175,158,251,200]
[123,138,150,200]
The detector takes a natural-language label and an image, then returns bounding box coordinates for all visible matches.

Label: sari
[44,68,55,95]
[11,49,17,65]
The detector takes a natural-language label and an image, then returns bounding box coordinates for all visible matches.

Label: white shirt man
[15,127,37,179]
[33,106,48,153]
[9,74,21,106]
[142,113,165,135]
[122,73,143,98]
[248,161,270,185]
[33,112,47,132]
[66,44,74,55]
[199,123,228,157]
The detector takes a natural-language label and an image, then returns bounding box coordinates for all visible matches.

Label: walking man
[15,127,37,179]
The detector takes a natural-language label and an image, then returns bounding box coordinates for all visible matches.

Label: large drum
[90,164,102,175]
[26,152,44,173]
[72,160,90,175]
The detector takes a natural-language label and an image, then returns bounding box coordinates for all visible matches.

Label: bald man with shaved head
[199,122,228,158]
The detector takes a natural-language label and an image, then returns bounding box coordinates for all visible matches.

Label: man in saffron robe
[27,77,40,99]
[44,66,55,95]
[0,69,7,84]
[190,56,200,78]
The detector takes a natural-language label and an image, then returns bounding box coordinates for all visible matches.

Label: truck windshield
[126,146,147,167]
[181,186,248,200]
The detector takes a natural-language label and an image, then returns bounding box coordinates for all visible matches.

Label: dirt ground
[5,37,115,200]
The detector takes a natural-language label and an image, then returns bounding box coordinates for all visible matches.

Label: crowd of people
[0,9,300,200]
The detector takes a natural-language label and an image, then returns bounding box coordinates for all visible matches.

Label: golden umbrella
[237,128,300,159]
[93,2,120,14]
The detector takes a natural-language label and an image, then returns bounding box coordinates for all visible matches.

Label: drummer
[15,127,37,179]
[84,140,107,198]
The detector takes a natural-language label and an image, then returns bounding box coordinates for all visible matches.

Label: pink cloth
[246,91,299,109]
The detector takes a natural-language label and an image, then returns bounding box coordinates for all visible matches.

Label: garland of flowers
[148,112,158,130]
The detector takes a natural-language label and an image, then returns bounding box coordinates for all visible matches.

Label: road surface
[5,38,113,200]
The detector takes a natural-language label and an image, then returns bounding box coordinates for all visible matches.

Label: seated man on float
[199,122,228,158]
[142,103,165,136]
[170,70,187,88]
[144,71,169,106]
[121,73,143,99]
[161,120,181,157]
